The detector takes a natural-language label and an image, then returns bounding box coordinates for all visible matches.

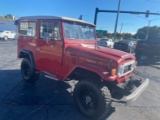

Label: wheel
[3,36,8,41]
[73,80,111,120]
[21,58,40,83]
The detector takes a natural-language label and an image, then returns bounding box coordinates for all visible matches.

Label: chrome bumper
[125,78,149,103]
[111,78,149,103]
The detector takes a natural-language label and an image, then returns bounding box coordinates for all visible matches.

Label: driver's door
[36,20,63,74]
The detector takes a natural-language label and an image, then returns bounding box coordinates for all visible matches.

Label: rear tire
[73,80,111,120]
[21,58,39,83]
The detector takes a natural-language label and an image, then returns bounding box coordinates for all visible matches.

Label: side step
[43,71,59,81]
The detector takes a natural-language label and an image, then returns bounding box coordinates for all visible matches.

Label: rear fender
[18,49,36,68]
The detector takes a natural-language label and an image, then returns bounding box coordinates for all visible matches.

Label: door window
[40,22,61,41]
[19,22,36,37]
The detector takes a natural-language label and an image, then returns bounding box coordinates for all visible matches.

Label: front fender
[77,61,117,82]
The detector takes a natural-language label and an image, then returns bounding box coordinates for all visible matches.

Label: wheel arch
[18,49,36,68]
[67,67,103,81]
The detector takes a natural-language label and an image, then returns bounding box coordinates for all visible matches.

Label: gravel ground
[0,40,160,120]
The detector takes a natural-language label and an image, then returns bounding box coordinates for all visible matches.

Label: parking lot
[0,40,160,120]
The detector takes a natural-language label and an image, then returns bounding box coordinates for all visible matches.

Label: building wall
[0,20,16,32]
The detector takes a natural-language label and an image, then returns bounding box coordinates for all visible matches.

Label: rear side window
[19,22,36,37]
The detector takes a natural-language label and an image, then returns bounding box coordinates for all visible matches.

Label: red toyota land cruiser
[17,16,149,120]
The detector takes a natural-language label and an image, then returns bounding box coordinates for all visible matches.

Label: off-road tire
[73,80,111,120]
[21,58,39,83]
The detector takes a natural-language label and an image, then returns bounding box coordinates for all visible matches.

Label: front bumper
[125,78,149,103]
[110,77,149,103]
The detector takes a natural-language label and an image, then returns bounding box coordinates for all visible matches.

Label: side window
[53,22,61,40]
[40,22,54,39]
[40,22,61,41]
[19,22,36,37]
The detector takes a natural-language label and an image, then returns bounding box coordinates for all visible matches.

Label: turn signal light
[111,69,116,76]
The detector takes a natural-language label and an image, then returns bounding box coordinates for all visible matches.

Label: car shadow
[0,69,116,120]
[137,56,160,68]
[107,78,143,102]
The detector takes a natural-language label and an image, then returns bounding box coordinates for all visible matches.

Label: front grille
[125,58,132,61]
[117,61,135,77]
[123,64,132,74]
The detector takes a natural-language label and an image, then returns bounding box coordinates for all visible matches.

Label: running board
[43,71,59,81]
[45,75,59,81]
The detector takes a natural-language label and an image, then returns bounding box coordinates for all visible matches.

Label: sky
[0,0,160,34]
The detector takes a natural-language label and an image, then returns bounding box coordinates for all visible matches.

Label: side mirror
[43,33,51,42]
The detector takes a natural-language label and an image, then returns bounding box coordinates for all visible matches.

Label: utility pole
[79,15,82,20]
[146,20,151,39]
[120,22,123,34]
[114,0,121,40]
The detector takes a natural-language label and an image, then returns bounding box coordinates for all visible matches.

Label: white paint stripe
[45,75,59,81]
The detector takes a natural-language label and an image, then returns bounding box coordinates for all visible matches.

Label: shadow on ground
[0,69,116,120]
[138,56,160,69]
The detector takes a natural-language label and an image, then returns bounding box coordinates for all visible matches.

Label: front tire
[73,80,111,120]
[4,36,8,41]
[21,58,39,83]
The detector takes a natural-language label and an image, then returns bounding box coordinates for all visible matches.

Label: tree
[0,16,4,20]
[106,33,113,38]
[134,26,160,39]
[123,33,133,39]
[5,14,13,20]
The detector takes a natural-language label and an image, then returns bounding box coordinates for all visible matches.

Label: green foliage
[0,14,14,21]
[96,31,134,40]
[5,14,13,20]
[134,26,160,39]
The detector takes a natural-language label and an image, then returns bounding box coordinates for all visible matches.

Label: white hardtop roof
[19,16,95,26]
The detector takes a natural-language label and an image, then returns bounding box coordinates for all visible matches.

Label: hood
[66,44,135,62]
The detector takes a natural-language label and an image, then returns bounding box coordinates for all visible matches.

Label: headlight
[117,61,135,77]
[131,61,135,70]
[117,65,124,77]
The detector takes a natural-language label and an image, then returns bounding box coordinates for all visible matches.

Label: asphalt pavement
[0,40,160,120]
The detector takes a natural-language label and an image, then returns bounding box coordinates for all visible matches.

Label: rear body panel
[136,38,160,56]
[114,40,135,53]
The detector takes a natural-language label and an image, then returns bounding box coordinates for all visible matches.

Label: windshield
[63,22,95,40]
